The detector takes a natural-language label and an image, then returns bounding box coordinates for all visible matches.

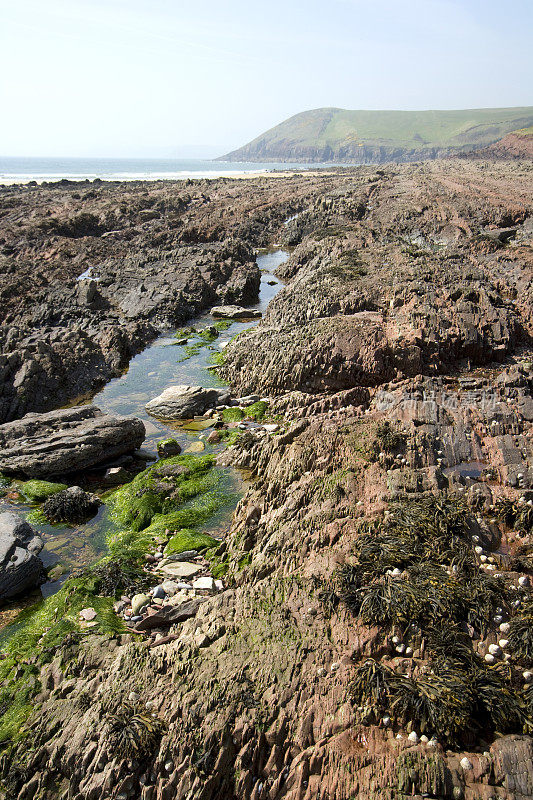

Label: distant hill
[220,107,533,164]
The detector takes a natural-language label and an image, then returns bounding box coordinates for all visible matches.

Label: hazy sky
[1,0,531,157]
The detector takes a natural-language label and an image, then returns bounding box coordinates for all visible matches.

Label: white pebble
[475,546,483,555]
[518,576,530,587]
[382,716,391,727]
[408,731,419,743]
[523,671,532,682]
[488,644,502,656]
[498,639,509,649]
[428,738,438,747]
[460,757,473,770]
[420,734,429,743]
[499,622,510,634]
[485,654,496,664]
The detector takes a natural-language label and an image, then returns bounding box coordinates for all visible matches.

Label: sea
[0,156,332,185]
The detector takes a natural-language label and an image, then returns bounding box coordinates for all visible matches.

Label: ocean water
[0,156,328,185]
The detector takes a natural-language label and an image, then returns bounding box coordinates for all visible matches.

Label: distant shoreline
[0,156,344,186]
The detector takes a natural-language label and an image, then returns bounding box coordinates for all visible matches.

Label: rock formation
[0,512,45,600]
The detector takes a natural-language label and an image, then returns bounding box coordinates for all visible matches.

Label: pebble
[518,576,530,587]
[420,735,429,743]
[330,661,339,672]
[192,576,217,592]
[460,757,473,770]
[262,424,279,433]
[131,593,151,616]
[488,644,502,656]
[523,671,532,682]
[428,738,438,747]
[498,639,509,649]
[382,716,391,726]
[484,654,496,664]
[152,586,166,600]
[164,761,174,772]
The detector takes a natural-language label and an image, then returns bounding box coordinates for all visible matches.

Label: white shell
[488,644,502,656]
[518,576,530,587]
[493,615,503,623]
[391,568,402,577]
[484,654,496,664]
[460,757,473,770]
[498,639,509,649]
[474,546,483,554]
[420,735,429,743]
[523,671,533,682]
[480,555,487,562]
[428,738,438,747]
[391,635,400,645]
[408,731,419,743]
[396,644,406,654]
[499,622,511,634]
[382,716,391,726]
[405,647,413,656]
[396,733,403,739]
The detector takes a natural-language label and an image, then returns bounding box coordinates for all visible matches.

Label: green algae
[222,407,245,422]
[107,454,216,532]
[165,529,218,555]
[17,480,68,502]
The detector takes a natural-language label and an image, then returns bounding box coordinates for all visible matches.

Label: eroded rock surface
[0,406,145,477]
[1,160,533,800]
[145,385,231,419]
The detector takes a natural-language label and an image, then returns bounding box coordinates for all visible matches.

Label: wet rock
[102,466,131,486]
[134,598,204,630]
[145,385,230,419]
[0,406,145,478]
[0,511,45,599]
[210,305,262,320]
[156,438,182,457]
[131,593,151,616]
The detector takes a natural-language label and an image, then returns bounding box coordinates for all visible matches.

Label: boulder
[145,385,230,420]
[210,305,262,320]
[0,406,145,478]
[0,512,45,600]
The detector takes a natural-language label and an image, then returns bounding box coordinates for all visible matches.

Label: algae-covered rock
[18,480,68,502]
[157,438,182,457]
[41,486,101,524]
[164,529,218,556]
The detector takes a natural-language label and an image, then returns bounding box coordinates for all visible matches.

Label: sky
[0,0,531,158]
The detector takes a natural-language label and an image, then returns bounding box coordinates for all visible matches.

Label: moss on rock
[18,480,68,502]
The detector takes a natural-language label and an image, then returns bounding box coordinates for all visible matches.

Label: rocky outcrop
[0,512,45,600]
[145,385,230,419]
[1,160,533,800]
[0,406,145,477]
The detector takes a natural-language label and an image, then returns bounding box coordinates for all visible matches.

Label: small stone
[157,438,182,457]
[498,639,509,649]
[330,661,340,672]
[408,731,419,744]
[518,576,530,587]
[523,671,532,682]
[460,757,473,770]
[420,735,429,743]
[484,654,496,664]
[164,761,174,772]
[428,738,438,747]
[158,562,202,579]
[382,716,391,726]
[131,594,151,616]
[152,586,166,600]
[474,546,483,555]
[192,576,216,592]
[79,607,97,621]
[488,644,502,656]
[262,424,279,433]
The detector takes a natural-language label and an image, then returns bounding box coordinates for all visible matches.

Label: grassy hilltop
[220,106,533,163]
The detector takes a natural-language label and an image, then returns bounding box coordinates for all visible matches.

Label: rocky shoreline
[1,159,533,799]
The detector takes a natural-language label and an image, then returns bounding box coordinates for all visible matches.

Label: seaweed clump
[337,497,531,746]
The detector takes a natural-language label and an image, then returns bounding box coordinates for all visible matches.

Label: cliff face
[2,161,533,800]
[477,131,533,159]
[222,140,462,164]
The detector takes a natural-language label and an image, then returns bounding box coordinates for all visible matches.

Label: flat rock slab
[157,561,203,579]
[134,598,204,631]
[210,305,262,320]
[0,406,145,478]
[145,385,230,420]
[0,512,45,600]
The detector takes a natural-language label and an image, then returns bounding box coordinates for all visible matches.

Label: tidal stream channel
[0,249,287,604]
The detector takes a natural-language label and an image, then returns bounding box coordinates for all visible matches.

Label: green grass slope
[221,107,533,163]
